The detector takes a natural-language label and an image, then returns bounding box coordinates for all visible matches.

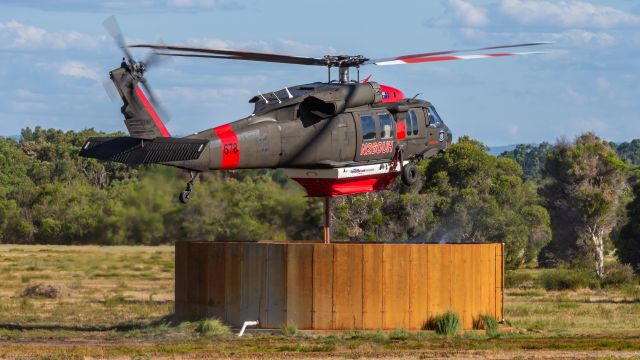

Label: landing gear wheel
[179,190,191,204]
[178,171,200,204]
[401,163,419,186]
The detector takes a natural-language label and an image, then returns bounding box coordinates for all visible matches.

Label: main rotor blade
[367,41,551,65]
[140,40,171,70]
[154,52,329,66]
[372,51,545,66]
[131,44,328,66]
[103,16,135,64]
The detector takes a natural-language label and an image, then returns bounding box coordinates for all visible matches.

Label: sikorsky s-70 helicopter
[80,17,548,204]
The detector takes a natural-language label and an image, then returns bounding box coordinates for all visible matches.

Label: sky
[0,0,638,146]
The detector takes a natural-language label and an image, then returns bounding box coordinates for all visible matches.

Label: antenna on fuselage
[272,91,282,104]
[257,91,269,104]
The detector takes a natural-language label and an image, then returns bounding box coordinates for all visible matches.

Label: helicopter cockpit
[427,106,445,127]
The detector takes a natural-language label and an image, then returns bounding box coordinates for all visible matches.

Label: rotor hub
[323,55,367,68]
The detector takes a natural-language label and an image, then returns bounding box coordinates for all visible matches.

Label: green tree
[422,136,551,268]
[612,139,640,165]
[616,176,640,273]
[539,133,627,278]
[499,142,552,180]
[332,176,435,242]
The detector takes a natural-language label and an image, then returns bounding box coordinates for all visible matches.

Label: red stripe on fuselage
[135,87,170,137]
[213,124,240,169]
[397,120,406,140]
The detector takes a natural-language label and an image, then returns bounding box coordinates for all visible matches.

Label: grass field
[1,245,640,359]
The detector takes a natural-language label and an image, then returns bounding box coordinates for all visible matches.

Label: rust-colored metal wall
[175,242,504,330]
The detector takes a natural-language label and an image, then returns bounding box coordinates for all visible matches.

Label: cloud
[432,0,633,52]
[596,76,615,100]
[185,38,335,57]
[277,39,336,57]
[548,29,616,47]
[499,0,640,29]
[435,0,489,27]
[187,38,273,52]
[433,0,640,33]
[0,20,104,50]
[9,101,47,112]
[159,86,252,104]
[58,61,101,81]
[0,0,244,12]
[454,28,615,47]
[167,0,217,8]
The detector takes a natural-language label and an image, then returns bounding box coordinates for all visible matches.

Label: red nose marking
[379,84,405,103]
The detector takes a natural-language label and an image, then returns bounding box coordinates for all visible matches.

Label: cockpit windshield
[427,106,444,127]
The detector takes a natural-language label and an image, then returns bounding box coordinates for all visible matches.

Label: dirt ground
[1,245,639,359]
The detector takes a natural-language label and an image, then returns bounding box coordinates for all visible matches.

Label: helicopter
[80,17,548,205]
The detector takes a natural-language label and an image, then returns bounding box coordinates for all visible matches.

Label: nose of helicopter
[445,125,453,145]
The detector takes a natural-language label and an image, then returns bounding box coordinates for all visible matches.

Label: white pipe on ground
[237,320,259,337]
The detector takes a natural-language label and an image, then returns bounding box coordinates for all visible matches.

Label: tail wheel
[179,191,191,204]
[401,163,419,186]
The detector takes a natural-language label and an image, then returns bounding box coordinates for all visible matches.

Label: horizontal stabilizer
[79,137,208,164]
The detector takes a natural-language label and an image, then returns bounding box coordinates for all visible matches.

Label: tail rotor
[102,16,170,122]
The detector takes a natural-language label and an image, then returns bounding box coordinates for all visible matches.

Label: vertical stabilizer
[110,65,170,139]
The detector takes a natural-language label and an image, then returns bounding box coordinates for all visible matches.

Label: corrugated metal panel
[409,245,429,329]
[224,243,242,326]
[240,243,263,321]
[174,242,504,329]
[312,244,334,329]
[206,243,226,319]
[383,244,410,329]
[496,243,504,320]
[450,245,467,327]
[427,244,451,322]
[286,244,313,329]
[362,244,383,329]
[263,244,285,328]
[174,241,188,318]
[191,242,209,319]
[333,244,363,329]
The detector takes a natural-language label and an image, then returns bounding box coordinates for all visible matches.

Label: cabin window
[360,115,376,140]
[405,110,419,136]
[379,113,394,139]
[404,112,413,137]
[411,111,419,136]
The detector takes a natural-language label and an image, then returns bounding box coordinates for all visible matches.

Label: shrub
[104,294,127,307]
[388,328,411,340]
[602,262,637,288]
[430,310,461,336]
[619,284,640,300]
[506,271,537,289]
[540,269,599,291]
[281,323,298,336]
[196,318,231,337]
[22,283,65,298]
[474,314,499,337]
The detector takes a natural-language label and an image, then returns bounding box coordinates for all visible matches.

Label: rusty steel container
[175,242,504,330]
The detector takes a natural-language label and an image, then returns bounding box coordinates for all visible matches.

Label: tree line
[1,127,639,277]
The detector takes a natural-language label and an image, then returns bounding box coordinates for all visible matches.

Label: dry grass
[1,245,640,358]
[505,268,640,336]
[0,245,174,330]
